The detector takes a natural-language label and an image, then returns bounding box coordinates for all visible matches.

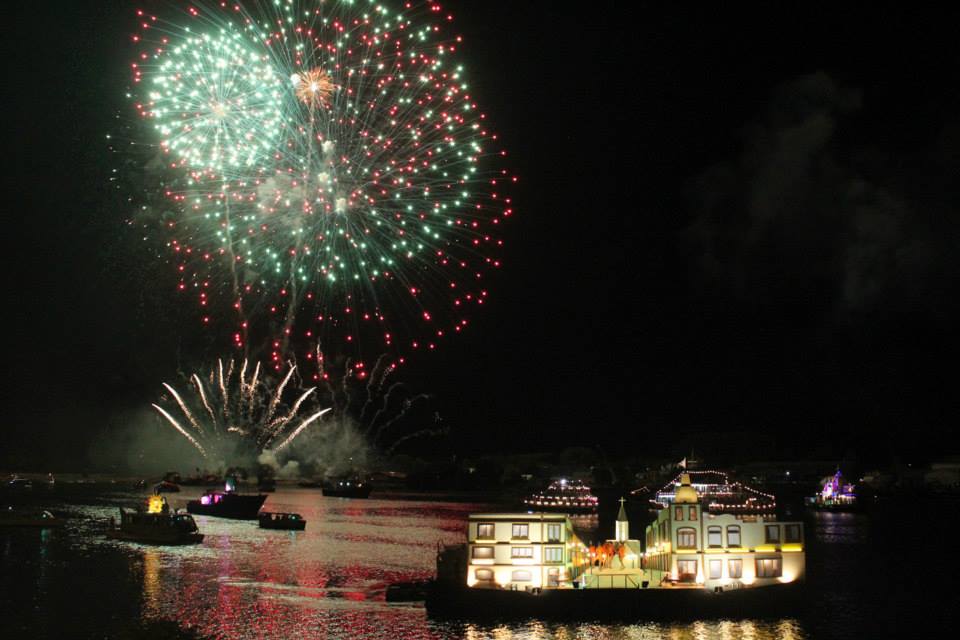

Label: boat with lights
[645,470,777,514]
[186,477,267,519]
[107,495,203,545]
[522,478,598,513]
[321,473,373,498]
[258,511,306,530]
[806,469,857,511]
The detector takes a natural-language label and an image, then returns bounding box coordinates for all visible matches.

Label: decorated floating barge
[427,473,805,619]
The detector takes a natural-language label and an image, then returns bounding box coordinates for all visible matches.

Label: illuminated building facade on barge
[651,470,777,514]
[465,513,588,589]
[644,474,804,589]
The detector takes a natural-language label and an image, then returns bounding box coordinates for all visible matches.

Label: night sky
[3,2,960,469]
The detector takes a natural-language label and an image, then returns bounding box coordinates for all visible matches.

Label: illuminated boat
[321,474,373,498]
[522,478,599,513]
[647,470,776,514]
[106,496,203,545]
[806,469,857,511]
[186,478,267,519]
[258,511,306,530]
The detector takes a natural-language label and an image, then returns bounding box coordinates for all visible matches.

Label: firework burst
[129,1,513,368]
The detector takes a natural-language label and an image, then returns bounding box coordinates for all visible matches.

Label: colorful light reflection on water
[4,486,956,639]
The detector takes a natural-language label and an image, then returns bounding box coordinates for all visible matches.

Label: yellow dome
[674,473,699,504]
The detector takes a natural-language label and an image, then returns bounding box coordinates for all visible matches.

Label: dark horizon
[4,2,960,470]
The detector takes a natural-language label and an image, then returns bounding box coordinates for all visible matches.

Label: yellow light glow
[781,544,803,552]
[147,495,164,514]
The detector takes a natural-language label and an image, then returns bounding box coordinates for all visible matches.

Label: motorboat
[106,498,203,545]
[186,478,266,519]
[258,511,306,530]
[321,474,373,498]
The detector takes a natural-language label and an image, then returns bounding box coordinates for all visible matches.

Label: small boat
[0,508,65,528]
[806,469,858,511]
[258,511,306,530]
[321,474,373,498]
[153,480,181,493]
[187,478,267,519]
[106,499,203,545]
[7,475,33,490]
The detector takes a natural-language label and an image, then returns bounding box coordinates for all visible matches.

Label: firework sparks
[153,358,329,461]
[292,68,336,108]
[129,1,513,364]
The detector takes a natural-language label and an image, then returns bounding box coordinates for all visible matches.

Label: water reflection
[459,619,805,640]
[1,486,830,639]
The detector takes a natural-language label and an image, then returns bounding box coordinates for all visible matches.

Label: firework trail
[153,358,330,461]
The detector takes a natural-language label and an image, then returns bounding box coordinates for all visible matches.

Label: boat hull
[426,581,806,621]
[106,530,204,545]
[321,483,372,498]
[259,520,306,531]
[186,493,267,519]
[0,517,65,528]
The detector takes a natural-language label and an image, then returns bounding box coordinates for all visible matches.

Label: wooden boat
[258,511,306,530]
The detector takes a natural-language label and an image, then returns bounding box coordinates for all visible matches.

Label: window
[547,523,562,542]
[677,559,697,581]
[674,506,684,521]
[511,570,532,582]
[688,506,697,521]
[709,559,722,579]
[677,527,697,549]
[756,558,782,578]
[476,523,495,539]
[727,525,741,547]
[545,547,563,563]
[472,546,494,560]
[512,523,529,539]
[474,568,494,582]
[511,546,534,559]
[765,525,780,544]
[547,567,560,587]
[728,559,743,579]
[707,526,722,547]
[785,524,802,543]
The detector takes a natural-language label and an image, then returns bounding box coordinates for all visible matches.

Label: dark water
[1,486,955,639]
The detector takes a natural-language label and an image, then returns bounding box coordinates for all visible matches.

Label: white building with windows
[466,512,587,589]
[644,474,805,590]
